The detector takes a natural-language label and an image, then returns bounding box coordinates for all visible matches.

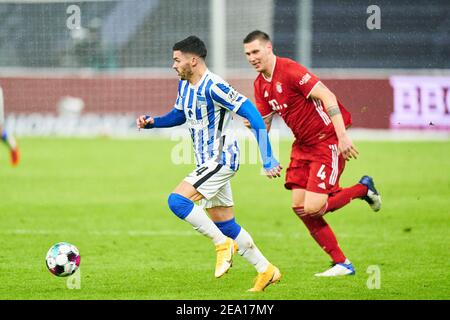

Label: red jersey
[254,57,352,146]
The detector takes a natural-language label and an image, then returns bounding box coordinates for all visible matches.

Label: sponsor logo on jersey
[226,88,239,104]
[276,82,283,93]
[268,99,288,111]
[299,73,312,86]
[318,182,326,190]
[187,117,208,127]
[264,90,269,98]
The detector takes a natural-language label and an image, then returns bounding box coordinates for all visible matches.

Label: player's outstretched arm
[243,112,274,133]
[236,100,282,179]
[136,107,186,129]
[309,82,359,161]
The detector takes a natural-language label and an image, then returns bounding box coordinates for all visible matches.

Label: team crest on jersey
[276,82,283,93]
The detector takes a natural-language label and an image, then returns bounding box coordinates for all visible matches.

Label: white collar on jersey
[262,56,277,82]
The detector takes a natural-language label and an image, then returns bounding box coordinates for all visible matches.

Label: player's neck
[262,55,276,81]
[189,65,207,86]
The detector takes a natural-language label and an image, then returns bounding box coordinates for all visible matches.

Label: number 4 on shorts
[317,164,326,181]
[195,167,208,176]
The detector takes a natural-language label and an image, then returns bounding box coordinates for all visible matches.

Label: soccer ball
[45,242,80,277]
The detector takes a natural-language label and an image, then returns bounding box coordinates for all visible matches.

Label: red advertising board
[1,74,448,130]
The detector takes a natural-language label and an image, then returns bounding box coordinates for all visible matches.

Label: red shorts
[285,136,345,194]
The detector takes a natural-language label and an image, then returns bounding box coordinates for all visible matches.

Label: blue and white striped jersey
[174,70,246,171]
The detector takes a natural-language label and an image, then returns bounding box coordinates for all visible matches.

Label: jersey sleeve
[289,63,321,98]
[174,80,185,110]
[254,80,273,118]
[209,82,247,112]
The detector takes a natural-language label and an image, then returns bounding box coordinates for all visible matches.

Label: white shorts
[184,161,235,209]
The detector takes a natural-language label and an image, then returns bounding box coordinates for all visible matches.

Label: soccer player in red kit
[243,30,381,276]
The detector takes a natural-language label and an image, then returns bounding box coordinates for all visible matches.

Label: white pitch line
[0,229,406,240]
[0,229,290,238]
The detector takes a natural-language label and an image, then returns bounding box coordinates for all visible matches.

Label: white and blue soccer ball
[45,242,80,277]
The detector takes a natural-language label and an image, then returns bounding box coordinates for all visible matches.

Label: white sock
[235,228,270,273]
[184,204,227,245]
[3,133,16,150]
[7,135,17,150]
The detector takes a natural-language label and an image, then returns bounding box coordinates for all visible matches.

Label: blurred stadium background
[0,0,449,137]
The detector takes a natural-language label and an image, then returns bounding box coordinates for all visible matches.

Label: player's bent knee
[292,202,305,209]
[167,193,194,220]
[303,206,317,215]
[214,218,241,239]
[304,203,327,215]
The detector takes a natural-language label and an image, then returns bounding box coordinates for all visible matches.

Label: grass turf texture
[0,137,449,300]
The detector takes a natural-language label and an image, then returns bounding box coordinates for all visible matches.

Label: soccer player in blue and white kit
[136,36,282,292]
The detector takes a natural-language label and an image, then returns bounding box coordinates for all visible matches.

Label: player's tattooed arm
[263,112,275,132]
[310,81,359,160]
[326,105,341,118]
[310,83,340,118]
[309,82,335,103]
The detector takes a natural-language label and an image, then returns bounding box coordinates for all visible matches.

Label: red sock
[326,184,368,213]
[293,207,346,263]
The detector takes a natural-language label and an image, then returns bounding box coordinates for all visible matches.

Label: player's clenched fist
[136,115,154,129]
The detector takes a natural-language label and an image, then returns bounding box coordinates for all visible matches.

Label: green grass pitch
[0,137,449,300]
